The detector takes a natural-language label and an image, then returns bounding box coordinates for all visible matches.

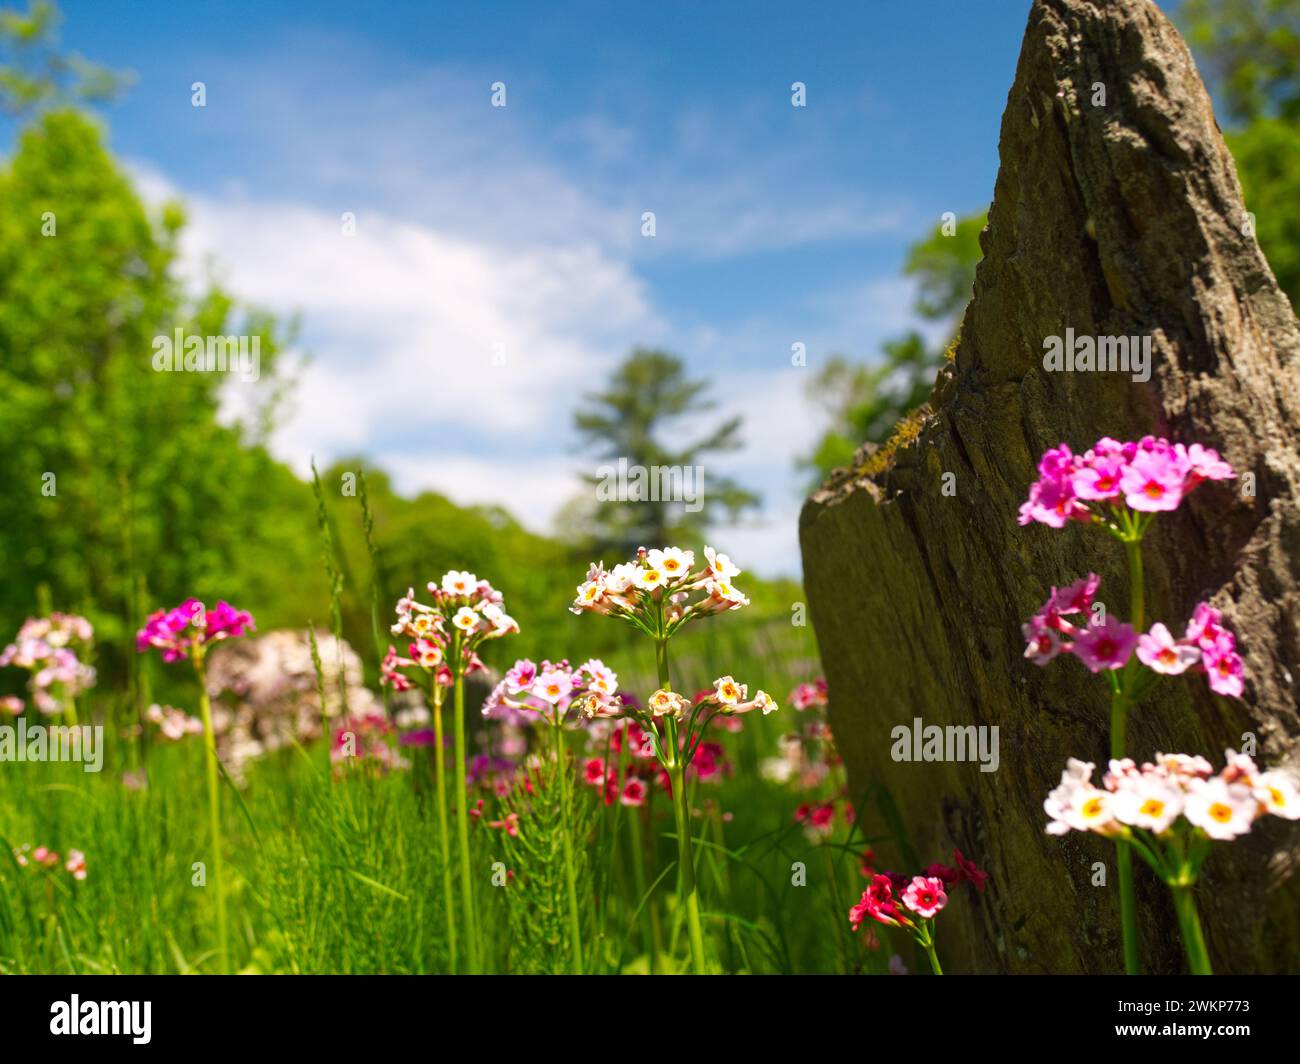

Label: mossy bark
[800,0,1300,974]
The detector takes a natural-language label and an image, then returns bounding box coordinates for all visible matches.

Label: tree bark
[800,0,1300,974]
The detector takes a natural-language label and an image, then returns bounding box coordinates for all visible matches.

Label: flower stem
[431,688,457,973]
[924,939,943,975]
[193,653,229,975]
[553,722,585,974]
[1170,883,1213,975]
[1112,528,1146,976]
[452,672,479,973]
[671,764,707,974]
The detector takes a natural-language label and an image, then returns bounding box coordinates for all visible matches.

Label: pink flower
[1136,623,1201,676]
[1051,572,1100,615]
[1202,634,1244,698]
[583,758,607,786]
[1073,454,1126,501]
[1183,602,1225,648]
[901,876,948,919]
[1120,450,1187,512]
[1072,617,1138,672]
[621,778,648,807]
[1177,443,1235,484]
[1022,617,1064,665]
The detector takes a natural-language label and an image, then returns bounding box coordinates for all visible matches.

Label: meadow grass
[0,607,911,975]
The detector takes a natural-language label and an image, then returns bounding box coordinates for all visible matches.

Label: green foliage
[1180,0,1300,123]
[1179,1,1300,312]
[572,348,759,555]
[0,1,131,115]
[0,108,322,689]
[801,213,984,483]
[493,751,596,974]
[1229,118,1300,307]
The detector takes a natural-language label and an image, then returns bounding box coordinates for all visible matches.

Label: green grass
[0,609,914,975]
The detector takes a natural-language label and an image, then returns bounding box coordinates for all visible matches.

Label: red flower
[953,848,989,892]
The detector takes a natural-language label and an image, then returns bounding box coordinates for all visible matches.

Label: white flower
[452,607,481,633]
[637,565,666,591]
[704,546,740,580]
[713,675,745,705]
[752,690,778,715]
[648,547,694,581]
[706,579,749,609]
[441,570,477,596]
[649,688,688,720]
[606,563,638,594]
[1184,778,1256,839]
[1254,771,1300,820]
[574,580,604,608]
[1113,775,1183,833]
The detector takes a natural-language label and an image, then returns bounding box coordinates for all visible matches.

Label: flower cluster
[570,546,749,635]
[849,849,988,933]
[1019,436,1234,528]
[136,599,255,663]
[1022,576,1244,697]
[848,850,987,972]
[583,717,732,805]
[13,844,87,881]
[0,614,96,714]
[632,675,777,725]
[1045,752,1299,840]
[794,798,854,842]
[145,703,203,742]
[789,678,828,711]
[382,571,518,690]
[331,709,408,772]
[482,657,618,727]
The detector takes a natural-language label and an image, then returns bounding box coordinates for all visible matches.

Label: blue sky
[22,1,1176,574]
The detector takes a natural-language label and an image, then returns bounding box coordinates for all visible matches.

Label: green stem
[671,764,707,974]
[554,723,584,974]
[1104,525,1148,975]
[193,652,229,975]
[923,937,943,975]
[432,689,457,973]
[626,769,656,973]
[452,671,479,973]
[1170,884,1213,975]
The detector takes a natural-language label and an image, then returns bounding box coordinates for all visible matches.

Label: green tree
[572,349,758,555]
[0,9,319,685]
[1180,0,1300,310]
[801,212,985,482]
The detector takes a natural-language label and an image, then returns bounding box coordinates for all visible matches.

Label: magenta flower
[1120,450,1187,512]
[902,876,948,919]
[1051,572,1100,615]
[1020,435,1234,528]
[1202,635,1245,698]
[1136,623,1200,676]
[1073,617,1138,672]
[136,598,255,663]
